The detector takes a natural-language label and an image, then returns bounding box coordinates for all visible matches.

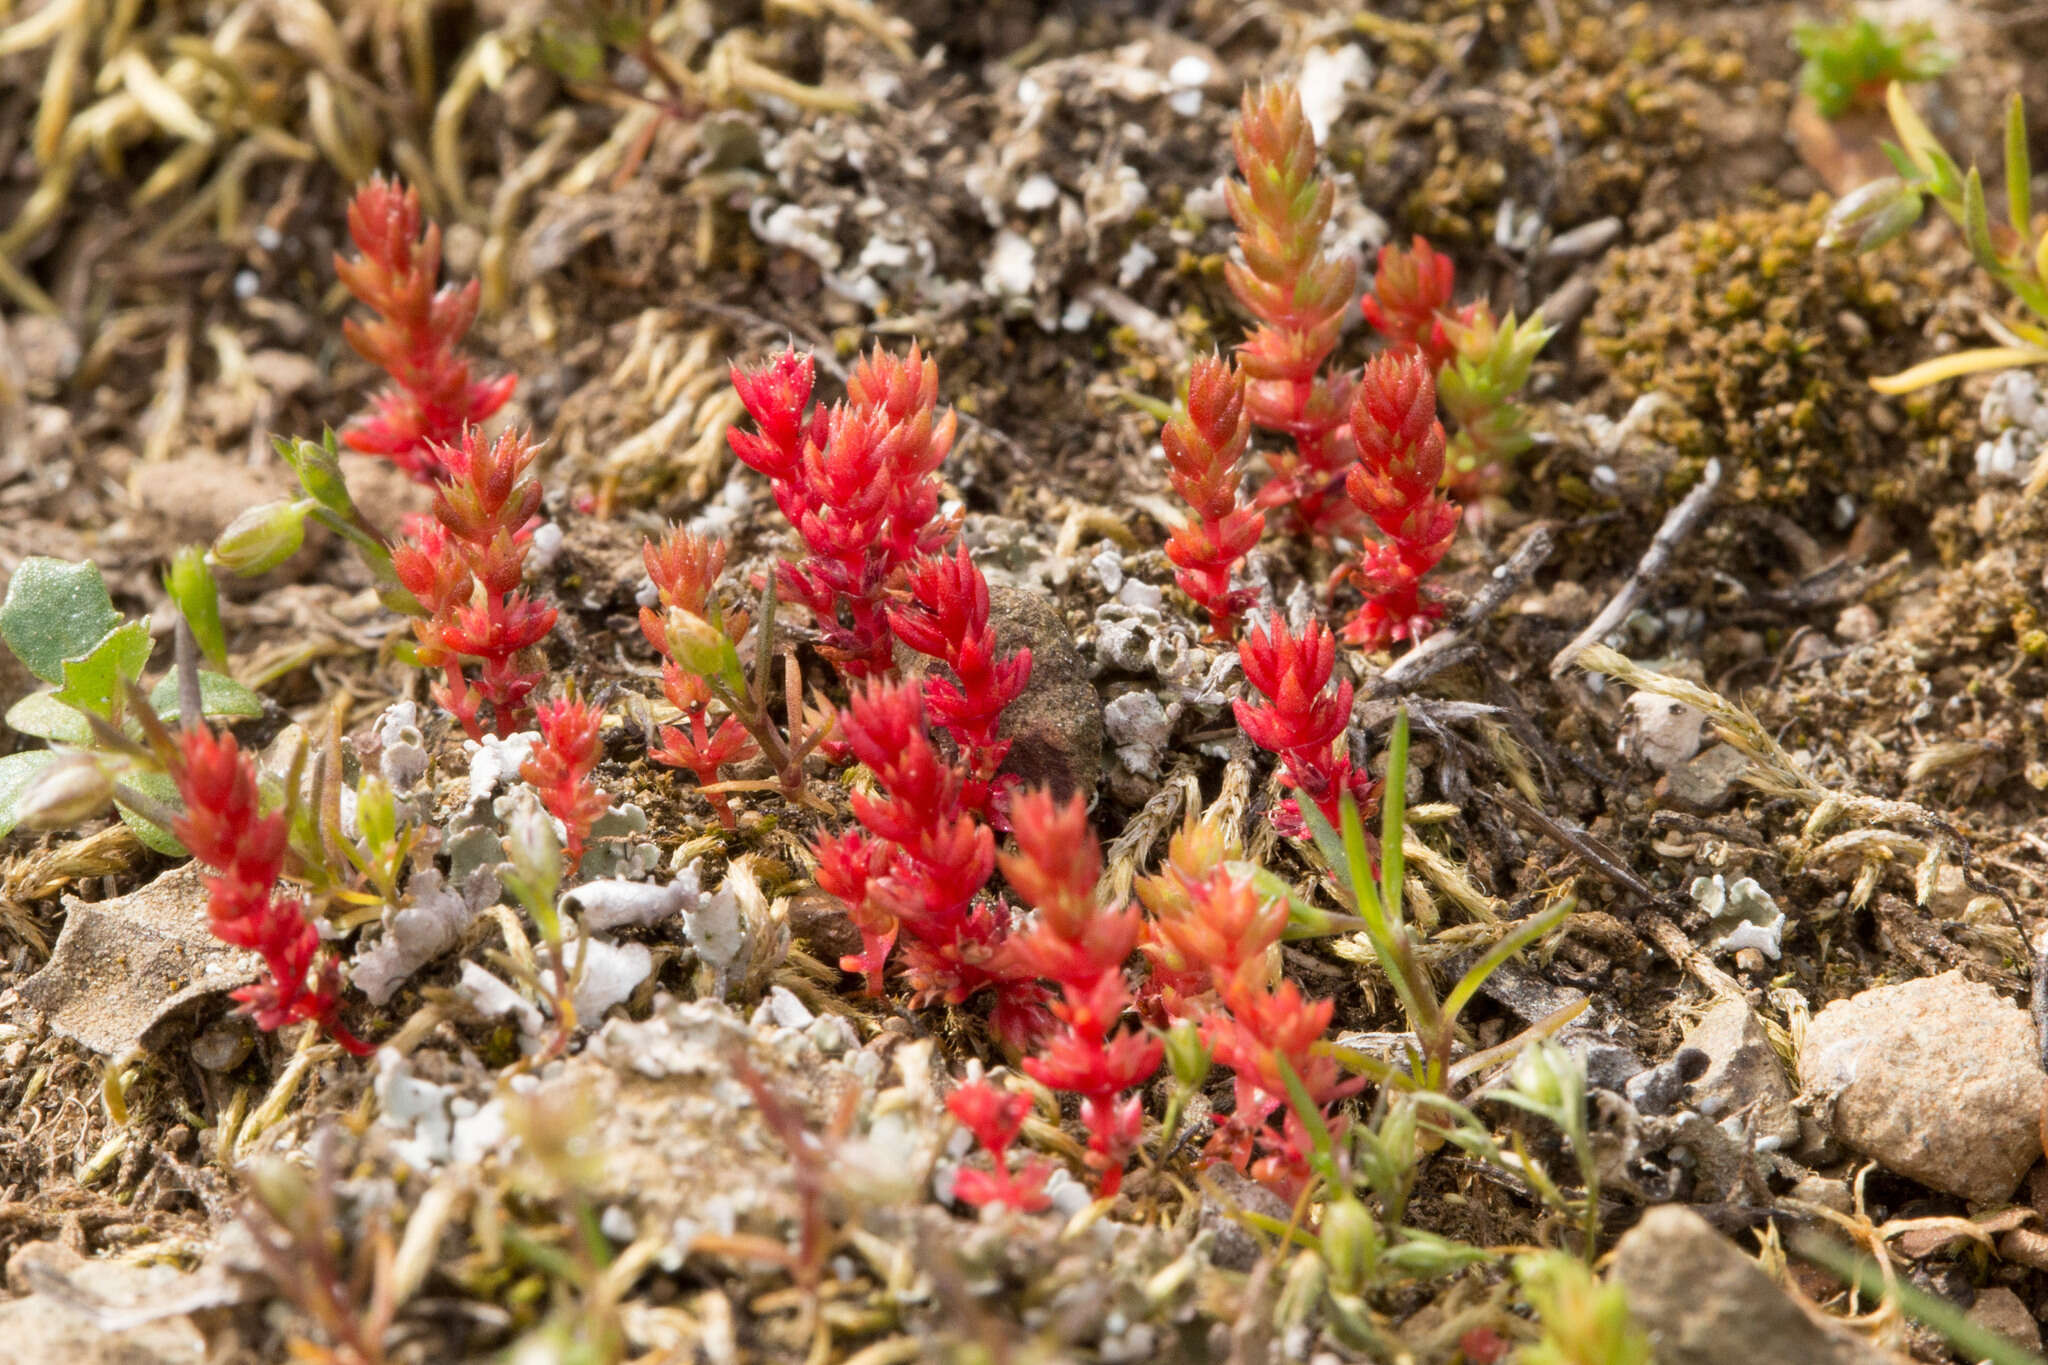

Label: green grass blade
[1795,1235,2047,1365]
[2009,94,2033,243]
[1439,897,1574,1028]
[1379,710,1408,931]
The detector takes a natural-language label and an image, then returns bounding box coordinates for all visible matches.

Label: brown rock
[785,889,863,967]
[987,586,1101,800]
[1611,1206,1893,1365]
[1798,971,2046,1203]
[1966,1287,2041,1355]
[2,1240,224,1363]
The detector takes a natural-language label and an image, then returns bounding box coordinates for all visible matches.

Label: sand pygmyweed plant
[1823,83,2048,392]
[1793,16,1951,121]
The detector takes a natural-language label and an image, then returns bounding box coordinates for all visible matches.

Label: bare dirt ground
[5,1,2048,1361]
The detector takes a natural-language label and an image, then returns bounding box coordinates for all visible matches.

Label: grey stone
[1655,743,1751,814]
[1799,971,2046,1203]
[1197,1163,1290,1272]
[1681,997,1800,1150]
[1611,1206,1893,1365]
[1965,1287,2041,1355]
[1785,1172,1853,1215]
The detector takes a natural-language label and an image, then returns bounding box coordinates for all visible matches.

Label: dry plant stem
[1372,526,1556,698]
[1488,787,1668,910]
[1549,457,1723,678]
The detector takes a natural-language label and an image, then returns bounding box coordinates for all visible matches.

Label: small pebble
[1833,603,1880,643]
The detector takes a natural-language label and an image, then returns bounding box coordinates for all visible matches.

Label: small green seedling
[1824,84,2048,392]
[1793,16,1951,121]
[1297,710,1573,1092]
[0,556,263,850]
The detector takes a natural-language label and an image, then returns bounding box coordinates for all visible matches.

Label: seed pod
[213,500,311,576]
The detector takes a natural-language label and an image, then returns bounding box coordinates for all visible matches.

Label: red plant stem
[728,345,955,680]
[1338,352,1461,651]
[813,680,1045,1046]
[1225,84,1359,540]
[1000,790,1160,1196]
[522,693,610,872]
[946,1078,1052,1212]
[172,726,369,1054]
[334,177,515,483]
[391,428,556,739]
[889,544,1031,816]
[1162,355,1264,641]
[1359,236,1461,371]
[1232,616,1377,837]
[639,527,759,825]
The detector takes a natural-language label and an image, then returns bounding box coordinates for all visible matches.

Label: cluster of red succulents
[728,345,955,679]
[1363,237,1552,500]
[946,1077,1053,1212]
[1337,353,1462,651]
[999,791,1161,1197]
[1233,616,1377,836]
[639,527,758,827]
[1225,85,1360,541]
[1161,355,1265,642]
[172,725,369,1055]
[335,177,516,484]
[1204,83,1553,646]
[811,680,1045,1045]
[392,428,557,740]
[522,693,610,873]
[890,544,1032,816]
[1138,821,1282,1018]
[1137,821,1351,1196]
[1359,235,1461,370]
[1203,965,1354,1195]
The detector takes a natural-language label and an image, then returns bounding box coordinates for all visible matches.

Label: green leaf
[0,750,59,839]
[1380,710,1409,931]
[116,769,186,856]
[1963,167,1998,271]
[1879,140,1921,181]
[1439,898,1574,1029]
[164,546,227,672]
[148,671,264,724]
[53,619,153,719]
[5,691,92,744]
[2008,93,2033,244]
[274,432,356,518]
[0,557,123,684]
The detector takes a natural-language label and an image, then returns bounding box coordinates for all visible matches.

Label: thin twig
[1488,786,1669,911]
[1373,526,1555,698]
[1549,458,1722,679]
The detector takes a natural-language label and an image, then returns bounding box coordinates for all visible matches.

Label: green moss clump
[1586,195,1971,516]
